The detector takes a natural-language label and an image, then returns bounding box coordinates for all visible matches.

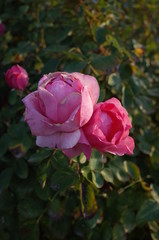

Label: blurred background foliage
[0,0,159,239]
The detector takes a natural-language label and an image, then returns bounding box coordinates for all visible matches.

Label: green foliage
[1,0,159,239]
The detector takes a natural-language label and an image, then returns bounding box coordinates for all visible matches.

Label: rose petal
[38,87,58,122]
[36,129,81,149]
[72,72,99,105]
[22,92,56,136]
[58,92,81,123]
[80,86,93,126]
[63,130,92,159]
[102,136,135,156]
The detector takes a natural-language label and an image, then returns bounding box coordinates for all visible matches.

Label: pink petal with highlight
[36,129,80,149]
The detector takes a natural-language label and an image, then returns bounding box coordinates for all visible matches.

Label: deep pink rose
[83,98,135,155]
[5,65,29,90]
[0,23,5,36]
[23,72,99,158]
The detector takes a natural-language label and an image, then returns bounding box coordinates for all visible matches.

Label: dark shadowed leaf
[51,169,78,191]
[101,222,112,240]
[113,223,125,240]
[122,85,133,109]
[64,61,87,72]
[121,208,136,233]
[28,149,52,164]
[15,159,29,179]
[0,168,13,191]
[18,198,43,219]
[136,199,159,224]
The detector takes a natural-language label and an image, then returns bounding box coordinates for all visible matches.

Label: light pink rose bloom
[0,23,5,36]
[83,98,135,155]
[22,72,99,159]
[5,65,29,90]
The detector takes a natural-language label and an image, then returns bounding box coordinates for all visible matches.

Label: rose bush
[23,72,99,158]
[5,65,29,90]
[83,98,134,155]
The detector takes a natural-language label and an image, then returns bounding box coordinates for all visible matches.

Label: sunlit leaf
[92,171,104,188]
[123,161,141,180]
[80,182,98,219]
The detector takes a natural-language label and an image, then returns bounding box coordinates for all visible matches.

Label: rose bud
[5,65,29,90]
[83,98,135,155]
[22,72,99,159]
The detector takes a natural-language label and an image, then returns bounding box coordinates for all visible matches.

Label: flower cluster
[22,72,134,159]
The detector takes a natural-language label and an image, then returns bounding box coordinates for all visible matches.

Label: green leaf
[123,161,141,180]
[101,168,114,184]
[108,73,122,92]
[113,223,125,240]
[101,222,112,240]
[0,168,13,190]
[138,140,152,155]
[8,90,17,105]
[81,166,91,182]
[0,191,15,211]
[42,59,59,74]
[51,169,78,191]
[109,158,129,183]
[18,198,43,219]
[91,54,117,71]
[151,184,159,203]
[0,134,10,157]
[74,218,88,238]
[89,157,104,171]
[79,153,87,164]
[95,26,107,44]
[98,89,105,102]
[108,73,121,86]
[37,162,50,187]
[28,149,51,164]
[106,35,123,54]
[35,184,50,201]
[0,231,10,240]
[122,85,133,109]
[151,232,159,240]
[92,172,104,188]
[19,222,39,240]
[135,96,155,114]
[55,27,70,43]
[64,61,87,72]
[80,182,97,219]
[120,208,135,233]
[147,88,159,97]
[119,62,132,80]
[136,199,159,224]
[148,221,159,233]
[15,159,28,179]
[86,208,103,229]
[50,150,69,169]
[47,198,63,220]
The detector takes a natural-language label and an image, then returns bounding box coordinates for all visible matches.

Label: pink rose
[0,23,5,36]
[5,65,29,90]
[83,98,134,155]
[23,72,99,158]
